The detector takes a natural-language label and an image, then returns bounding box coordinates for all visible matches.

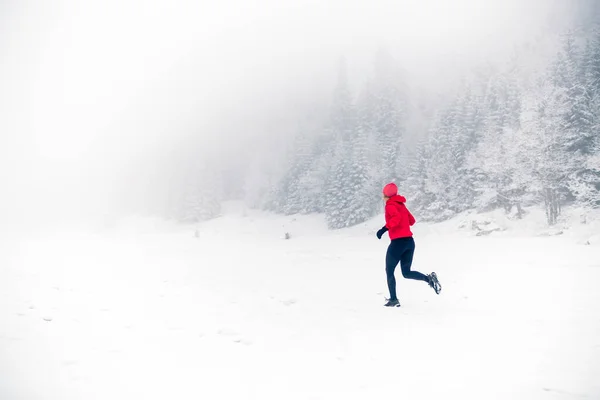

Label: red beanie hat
[383,183,398,198]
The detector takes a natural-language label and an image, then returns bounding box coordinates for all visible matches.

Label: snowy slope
[1,206,599,400]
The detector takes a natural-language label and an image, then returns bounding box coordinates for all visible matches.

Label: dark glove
[376,226,388,240]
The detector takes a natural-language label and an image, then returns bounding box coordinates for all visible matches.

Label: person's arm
[385,203,402,229]
[407,209,416,226]
[376,226,388,239]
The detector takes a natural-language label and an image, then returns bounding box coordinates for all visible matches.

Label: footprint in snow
[218,329,251,345]
[217,328,238,337]
[281,299,297,306]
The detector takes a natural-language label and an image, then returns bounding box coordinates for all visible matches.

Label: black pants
[386,237,429,301]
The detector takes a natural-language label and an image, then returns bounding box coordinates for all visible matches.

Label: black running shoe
[428,272,442,294]
[384,298,400,307]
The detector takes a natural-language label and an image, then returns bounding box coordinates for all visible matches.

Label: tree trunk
[516,203,524,219]
[544,187,560,225]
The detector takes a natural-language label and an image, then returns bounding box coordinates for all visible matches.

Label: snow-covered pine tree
[570,25,600,207]
[244,153,281,210]
[281,128,318,215]
[445,86,480,211]
[520,75,573,225]
[404,137,433,213]
[420,87,480,220]
[345,96,380,226]
[175,161,222,223]
[369,50,408,188]
[323,59,358,229]
[469,68,524,214]
[555,33,595,156]
[584,25,600,94]
[263,114,322,215]
[542,32,596,215]
[296,133,336,214]
[418,107,457,220]
[255,21,600,227]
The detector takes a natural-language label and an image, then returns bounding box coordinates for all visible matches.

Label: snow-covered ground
[1,205,599,400]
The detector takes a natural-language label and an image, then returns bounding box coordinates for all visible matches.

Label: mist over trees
[175,14,600,228]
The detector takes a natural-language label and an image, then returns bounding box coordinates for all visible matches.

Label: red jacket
[385,195,415,239]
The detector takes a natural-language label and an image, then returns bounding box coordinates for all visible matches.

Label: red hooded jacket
[385,195,415,239]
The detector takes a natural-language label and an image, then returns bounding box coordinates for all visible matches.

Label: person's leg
[385,243,400,301]
[399,238,429,283]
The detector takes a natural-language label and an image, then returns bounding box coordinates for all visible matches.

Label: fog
[0,0,582,232]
